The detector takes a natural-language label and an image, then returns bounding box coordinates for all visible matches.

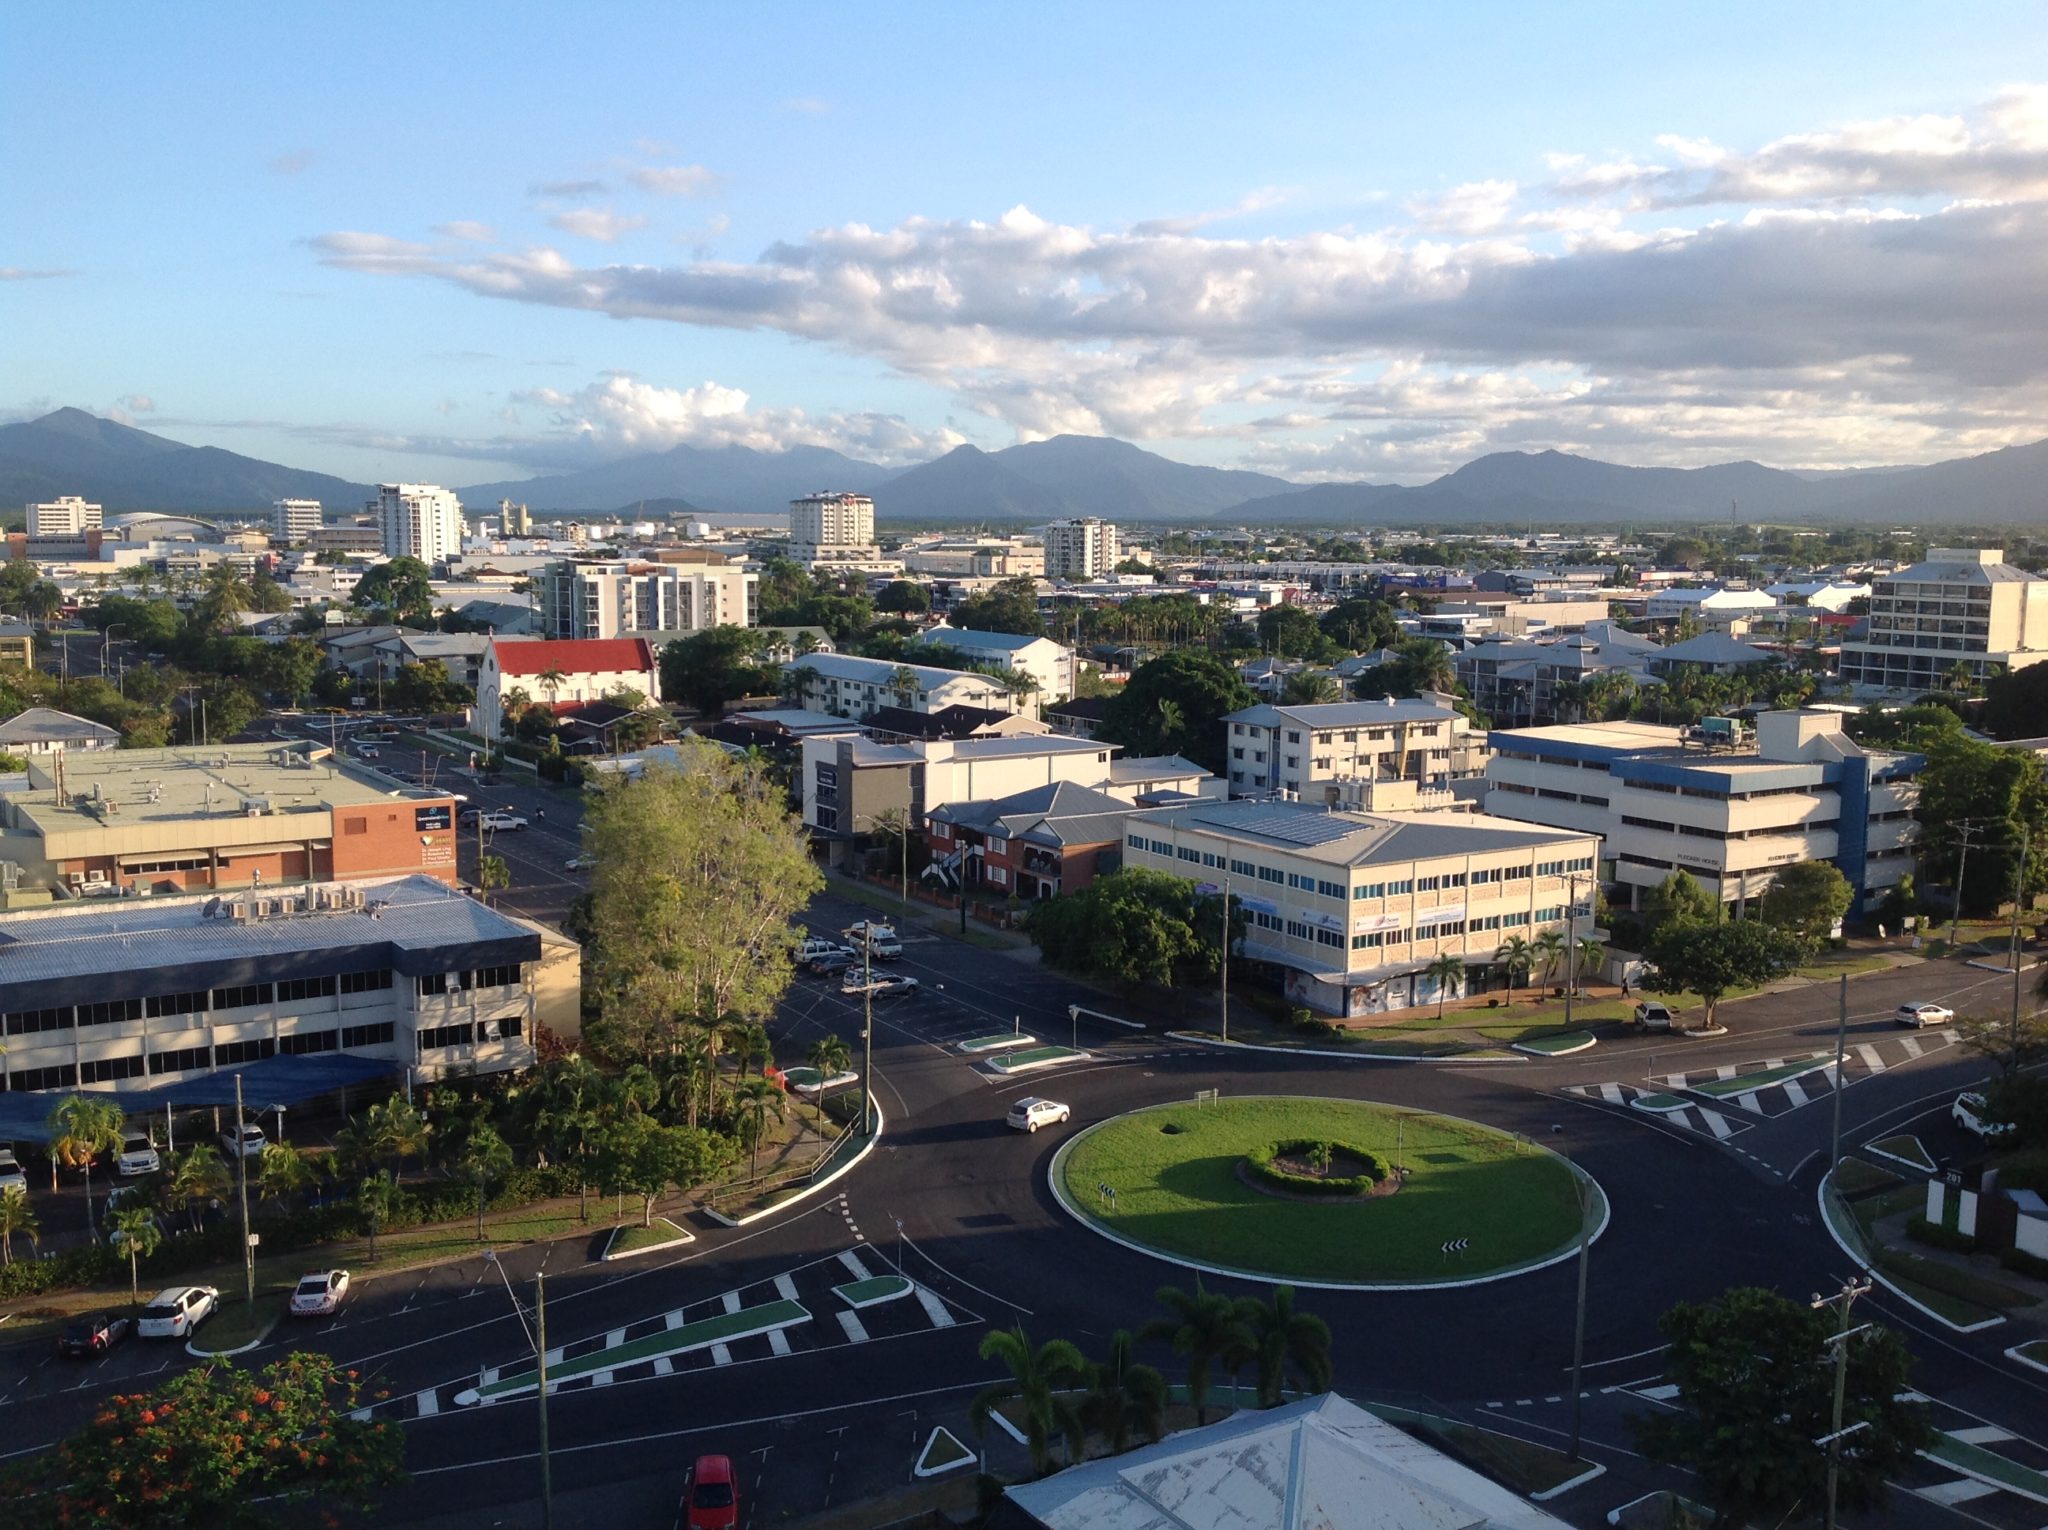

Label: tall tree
[167,1145,230,1233]
[660,626,779,713]
[1914,735,2048,915]
[49,1094,123,1234]
[969,1327,1087,1477]
[1425,952,1465,1018]
[1078,1329,1167,1455]
[1494,935,1534,1003]
[351,556,435,623]
[950,576,1043,636]
[0,1184,36,1267]
[1027,868,1226,990]
[1646,869,1723,933]
[1645,919,1807,1032]
[1144,1281,1255,1424]
[456,1124,515,1243]
[1759,861,1854,944]
[1097,649,1255,774]
[109,1206,162,1307]
[1239,1285,1333,1406]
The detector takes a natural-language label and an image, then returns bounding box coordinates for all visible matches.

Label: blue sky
[5,2,2047,487]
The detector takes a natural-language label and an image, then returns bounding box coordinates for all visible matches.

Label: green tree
[582,743,823,1058]
[167,1144,230,1233]
[194,563,254,632]
[1144,1281,1255,1424]
[252,637,321,705]
[1425,952,1465,1018]
[1645,919,1807,1032]
[456,1123,515,1243]
[1239,1285,1333,1407]
[1255,603,1336,661]
[950,576,1043,636]
[357,1171,402,1261]
[386,657,471,714]
[0,1184,37,1267]
[1915,735,2048,915]
[527,1055,608,1219]
[732,1074,788,1181]
[478,853,510,904]
[1647,869,1723,933]
[660,625,779,713]
[109,1206,162,1307]
[1531,928,1567,988]
[49,1094,124,1234]
[1027,868,1225,990]
[257,1142,316,1212]
[874,580,931,615]
[1078,1329,1167,1456]
[1759,861,1854,944]
[247,570,295,613]
[1494,935,1534,1003]
[969,1327,1087,1476]
[1279,670,1342,705]
[1097,649,1256,774]
[352,556,436,622]
[1636,1287,1929,1528]
[1317,597,1402,653]
[595,1116,728,1226]
[10,1350,405,1527]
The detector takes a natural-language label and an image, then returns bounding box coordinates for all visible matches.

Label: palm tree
[258,1141,317,1212]
[1531,929,1567,991]
[364,1097,432,1176]
[48,1094,124,1235]
[1078,1329,1167,1455]
[536,667,568,712]
[969,1327,1087,1477]
[1144,1281,1255,1424]
[1238,1285,1333,1407]
[530,1055,607,1220]
[0,1184,37,1267]
[807,1033,851,1080]
[888,665,921,708]
[167,1144,230,1232]
[109,1207,162,1307]
[478,853,510,905]
[1495,935,1535,1004]
[1425,952,1465,1019]
[198,563,254,632]
[358,1170,402,1261]
[732,1075,787,1181]
[457,1124,515,1243]
[615,1062,663,1117]
[1573,938,1606,993]
[1281,671,1341,705]
[723,1020,774,1078]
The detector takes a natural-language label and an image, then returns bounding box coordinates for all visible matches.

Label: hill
[461,442,891,515]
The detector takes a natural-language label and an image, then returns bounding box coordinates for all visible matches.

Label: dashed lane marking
[710,1344,732,1366]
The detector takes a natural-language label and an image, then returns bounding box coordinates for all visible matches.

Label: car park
[1954,1091,2017,1142]
[290,1268,351,1316]
[1006,1097,1072,1133]
[0,1150,26,1196]
[138,1286,218,1339]
[1630,1001,1675,1032]
[683,1454,739,1530]
[57,1311,134,1358]
[1895,1002,1954,1028]
[220,1124,267,1159]
[842,972,919,998]
[117,1133,160,1177]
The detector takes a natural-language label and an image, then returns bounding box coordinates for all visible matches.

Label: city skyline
[5,3,2047,489]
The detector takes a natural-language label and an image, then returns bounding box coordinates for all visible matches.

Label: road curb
[1813,1170,2005,1334]
[702,1099,886,1228]
[1166,1031,1525,1065]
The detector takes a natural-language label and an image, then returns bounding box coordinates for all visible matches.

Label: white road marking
[837,1250,873,1281]
[665,1312,685,1331]
[1950,1426,2015,1445]
[1599,1083,1624,1104]
[605,1329,624,1348]
[721,1292,741,1315]
[837,1311,870,1343]
[1638,1383,1681,1401]
[774,1274,798,1302]
[1700,1110,1734,1141]
[1900,1035,1925,1059]
[768,1329,792,1356]
[415,1389,440,1417]
[1916,1479,1999,1505]
[1783,1079,1811,1109]
[710,1344,732,1366]
[1856,1043,1886,1071]
[653,1358,674,1375]
[914,1285,956,1329]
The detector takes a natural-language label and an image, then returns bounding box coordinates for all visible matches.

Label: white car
[1631,1001,1676,1032]
[846,921,896,944]
[1895,1002,1955,1028]
[116,1133,160,1177]
[1953,1091,2017,1143]
[463,809,528,832]
[290,1268,351,1317]
[138,1286,218,1339]
[1006,1098,1072,1133]
[0,1150,26,1196]
[798,937,853,965]
[566,853,599,871]
[220,1124,267,1160]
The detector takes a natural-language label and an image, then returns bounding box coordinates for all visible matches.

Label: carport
[0,1053,401,1149]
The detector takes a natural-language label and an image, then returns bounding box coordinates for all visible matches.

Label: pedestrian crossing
[1564,1081,1750,1140]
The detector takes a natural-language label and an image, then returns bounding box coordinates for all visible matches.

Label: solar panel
[1192,802,1370,847]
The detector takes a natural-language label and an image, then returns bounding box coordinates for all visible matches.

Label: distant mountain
[869,444,1075,520]
[0,408,371,514]
[461,442,891,515]
[608,496,709,518]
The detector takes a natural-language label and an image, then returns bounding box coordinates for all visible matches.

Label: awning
[0,1054,401,1141]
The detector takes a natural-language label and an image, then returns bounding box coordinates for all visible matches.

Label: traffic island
[1052,1096,1603,1290]
[601,1217,695,1261]
[984,1044,1090,1074]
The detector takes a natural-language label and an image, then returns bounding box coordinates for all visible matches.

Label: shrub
[1906,1216,1976,1254]
[2001,1246,2048,1281]
[1244,1138,1388,1196]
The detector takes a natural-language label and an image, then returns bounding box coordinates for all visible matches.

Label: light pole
[845,924,877,1135]
[234,1072,255,1310]
[1566,1168,1593,1461]
[484,1250,553,1530]
[1813,1277,1873,1530]
[1219,872,1232,1043]
[100,622,127,682]
[1563,873,1580,1031]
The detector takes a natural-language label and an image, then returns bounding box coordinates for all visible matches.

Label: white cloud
[531,179,609,199]
[434,220,496,243]
[547,208,648,243]
[0,266,76,280]
[1407,179,1520,233]
[118,394,156,413]
[629,164,718,197]
[781,97,830,115]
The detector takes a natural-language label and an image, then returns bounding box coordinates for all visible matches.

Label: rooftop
[1490,721,1685,751]
[491,637,656,677]
[1148,797,1587,868]
[1650,632,1782,666]
[912,625,1055,652]
[0,707,120,747]
[783,652,1003,689]
[1225,699,1458,730]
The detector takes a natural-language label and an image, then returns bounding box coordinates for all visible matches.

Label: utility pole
[234,1073,255,1309]
[535,1270,554,1530]
[1564,873,1579,1030]
[1828,974,1848,1180]
[1948,821,1981,951]
[1219,872,1231,1043]
[2009,836,2030,1057]
[1813,1277,1873,1530]
[1567,1168,1593,1461]
[859,927,875,1134]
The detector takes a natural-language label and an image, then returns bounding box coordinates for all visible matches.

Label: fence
[699,1104,873,1211]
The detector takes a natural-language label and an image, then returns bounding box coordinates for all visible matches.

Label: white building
[0,707,120,757]
[1764,579,1869,612]
[909,624,1075,702]
[781,653,1032,720]
[788,490,879,569]
[373,483,465,565]
[1044,518,1119,581]
[536,558,758,640]
[1222,697,1487,800]
[1643,587,1778,622]
[1483,710,1918,915]
[26,496,102,537]
[473,637,661,741]
[272,499,322,545]
[1839,547,2048,692]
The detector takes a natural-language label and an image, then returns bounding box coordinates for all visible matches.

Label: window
[1230,859,1255,877]
[276,975,338,1004]
[1470,867,1501,885]
[1253,751,1266,763]
[342,1020,397,1049]
[146,991,209,1019]
[1179,847,1202,863]
[417,973,451,997]
[1386,878,1414,896]
[1315,927,1344,948]
[1417,875,1442,892]
[280,1028,339,1056]
[1148,839,1173,855]
[80,1053,146,1084]
[216,1038,276,1066]
[9,1063,78,1091]
[5,1007,73,1036]
[468,964,523,990]
[1252,910,1283,931]
[1285,756,1298,769]
[1503,866,1528,881]
[1503,911,1531,927]
[1232,747,1245,760]
[988,866,1007,886]
[1257,865,1284,884]
[212,983,274,1011]
[343,816,368,836]
[1128,834,1145,849]
[340,969,393,995]
[148,1045,210,1076]
[1202,852,1223,868]
[78,998,143,1028]
[1317,880,1345,899]
[1286,730,1301,743]
[418,1022,474,1051]
[1287,872,1312,890]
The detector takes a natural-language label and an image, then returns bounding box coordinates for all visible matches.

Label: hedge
[1244,1139,1389,1197]
[1906,1216,1977,1254]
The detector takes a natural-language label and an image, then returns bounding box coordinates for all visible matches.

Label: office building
[1121,798,1597,1017]
[536,558,758,640]
[307,525,383,555]
[908,624,1074,703]
[1221,697,1486,801]
[1044,518,1118,581]
[26,496,102,537]
[781,653,1027,722]
[272,499,322,545]
[1482,710,1918,915]
[0,873,582,1095]
[373,483,465,564]
[1838,547,2048,692]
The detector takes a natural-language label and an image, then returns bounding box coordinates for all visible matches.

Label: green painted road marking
[473,1298,810,1401]
[1690,1058,1832,1096]
[957,1033,1038,1053]
[835,1275,912,1308]
[1927,1434,2048,1504]
[1633,1093,1689,1111]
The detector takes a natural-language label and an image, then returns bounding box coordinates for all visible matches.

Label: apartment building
[1643,587,1777,623]
[536,557,759,639]
[0,873,582,1095]
[373,483,465,564]
[1454,624,1661,729]
[273,498,323,545]
[909,625,1075,703]
[1044,518,1118,581]
[1121,798,1598,1017]
[781,653,1027,721]
[925,781,1140,901]
[307,525,383,555]
[26,496,102,537]
[1838,547,2048,692]
[1222,698,1486,800]
[1482,710,1917,915]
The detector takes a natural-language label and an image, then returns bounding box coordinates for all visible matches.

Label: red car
[683,1454,739,1530]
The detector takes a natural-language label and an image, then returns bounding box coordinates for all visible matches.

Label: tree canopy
[351,557,436,623]
[1096,649,1255,774]
[949,576,1043,636]
[660,625,781,713]
[1758,861,1853,944]
[1646,869,1723,933]
[1644,918,1806,1030]
[1026,868,1232,989]
[1914,734,2048,915]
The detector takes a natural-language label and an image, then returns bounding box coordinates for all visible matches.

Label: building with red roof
[473,637,661,742]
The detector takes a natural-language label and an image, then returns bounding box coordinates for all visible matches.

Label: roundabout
[1050,1095,1606,1290]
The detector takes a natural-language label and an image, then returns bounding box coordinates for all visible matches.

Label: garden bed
[602,1217,695,1261]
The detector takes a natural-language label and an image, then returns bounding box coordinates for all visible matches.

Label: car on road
[353,744,380,760]
[116,1132,160,1177]
[1954,1091,2018,1142]
[1895,1002,1954,1028]
[290,1268,351,1317]
[57,1311,134,1358]
[220,1124,267,1159]
[842,972,920,999]
[683,1454,739,1530]
[565,853,599,871]
[1006,1097,1072,1133]
[138,1286,218,1339]
[1629,1001,1676,1032]
[0,1149,26,1196]
[461,808,528,831]
[807,950,857,976]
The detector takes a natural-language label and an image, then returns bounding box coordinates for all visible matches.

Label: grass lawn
[2016,1339,2048,1366]
[835,1275,911,1306]
[191,1291,289,1353]
[1059,1098,1592,1284]
[1868,1134,1937,1172]
[1691,1058,1833,1096]
[606,1217,692,1258]
[1832,1158,1906,1197]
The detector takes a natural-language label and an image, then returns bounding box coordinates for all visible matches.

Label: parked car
[1630,1001,1676,1033]
[1006,1097,1072,1133]
[290,1268,352,1317]
[1895,1002,1955,1028]
[0,1149,26,1196]
[565,853,599,871]
[138,1286,218,1339]
[116,1132,160,1177]
[808,950,857,976]
[353,745,380,760]
[842,973,920,999]
[460,809,528,831]
[57,1311,134,1358]
[220,1124,267,1160]
[846,921,896,944]
[683,1454,740,1530]
[1953,1091,2018,1142]
[798,937,853,965]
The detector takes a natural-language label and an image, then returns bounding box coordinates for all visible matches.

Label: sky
[5,2,2048,489]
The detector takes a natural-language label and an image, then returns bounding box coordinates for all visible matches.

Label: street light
[843,923,879,1135]
[483,1250,553,1530]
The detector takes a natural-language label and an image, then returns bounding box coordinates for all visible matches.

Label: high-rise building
[499,499,533,538]
[1044,517,1118,581]
[1838,547,2048,692]
[537,558,759,639]
[372,483,465,564]
[273,498,322,545]
[790,491,875,552]
[26,496,102,537]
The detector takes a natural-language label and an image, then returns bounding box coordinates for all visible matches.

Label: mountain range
[5,406,2047,528]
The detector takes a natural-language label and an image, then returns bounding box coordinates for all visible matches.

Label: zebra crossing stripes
[1565,1082,1747,1140]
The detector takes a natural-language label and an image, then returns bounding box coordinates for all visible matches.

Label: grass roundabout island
[1053,1096,1603,1289]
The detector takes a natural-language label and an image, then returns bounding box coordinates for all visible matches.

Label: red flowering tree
[8,1350,404,1527]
